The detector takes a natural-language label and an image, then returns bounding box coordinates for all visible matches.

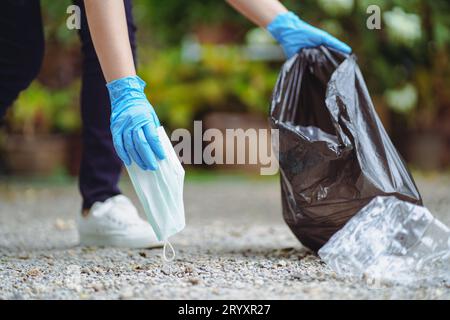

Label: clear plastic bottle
[319,196,450,286]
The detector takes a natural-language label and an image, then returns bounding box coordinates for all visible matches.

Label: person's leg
[75,0,160,248]
[75,0,137,210]
[0,0,44,118]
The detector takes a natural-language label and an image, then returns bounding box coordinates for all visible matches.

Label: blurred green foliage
[133,0,252,46]
[3,0,450,135]
[139,46,278,129]
[5,81,80,136]
[41,0,77,45]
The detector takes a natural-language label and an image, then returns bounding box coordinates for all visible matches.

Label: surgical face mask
[126,126,185,260]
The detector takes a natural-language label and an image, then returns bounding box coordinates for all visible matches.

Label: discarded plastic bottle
[318,196,450,286]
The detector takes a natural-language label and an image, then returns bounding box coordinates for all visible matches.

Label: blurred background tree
[0,0,449,176]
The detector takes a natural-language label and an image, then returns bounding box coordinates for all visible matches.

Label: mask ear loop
[162,241,176,262]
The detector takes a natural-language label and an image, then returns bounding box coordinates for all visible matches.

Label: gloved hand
[106,75,165,171]
[267,11,351,59]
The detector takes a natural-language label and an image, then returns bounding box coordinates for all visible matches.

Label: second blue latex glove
[267,11,352,59]
[107,75,165,171]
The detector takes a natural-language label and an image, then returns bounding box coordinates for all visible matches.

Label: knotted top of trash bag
[270,46,422,252]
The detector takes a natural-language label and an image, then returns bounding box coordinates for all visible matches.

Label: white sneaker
[78,195,162,249]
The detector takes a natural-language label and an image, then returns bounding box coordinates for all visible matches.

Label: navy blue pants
[0,0,136,209]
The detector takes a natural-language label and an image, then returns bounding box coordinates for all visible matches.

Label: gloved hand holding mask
[107,75,165,171]
[107,76,185,260]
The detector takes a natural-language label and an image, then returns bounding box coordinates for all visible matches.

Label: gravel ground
[0,174,449,300]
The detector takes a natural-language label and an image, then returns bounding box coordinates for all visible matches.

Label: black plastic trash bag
[270,46,422,252]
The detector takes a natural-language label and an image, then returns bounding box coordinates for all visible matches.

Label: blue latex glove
[107,75,165,171]
[267,12,351,59]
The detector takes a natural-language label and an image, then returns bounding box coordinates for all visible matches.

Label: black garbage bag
[270,46,422,252]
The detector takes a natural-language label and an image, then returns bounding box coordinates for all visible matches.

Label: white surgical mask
[126,126,185,261]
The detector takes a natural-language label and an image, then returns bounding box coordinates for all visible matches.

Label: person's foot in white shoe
[78,195,162,249]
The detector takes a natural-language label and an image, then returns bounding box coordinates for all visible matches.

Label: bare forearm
[226,0,287,27]
[84,0,135,82]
